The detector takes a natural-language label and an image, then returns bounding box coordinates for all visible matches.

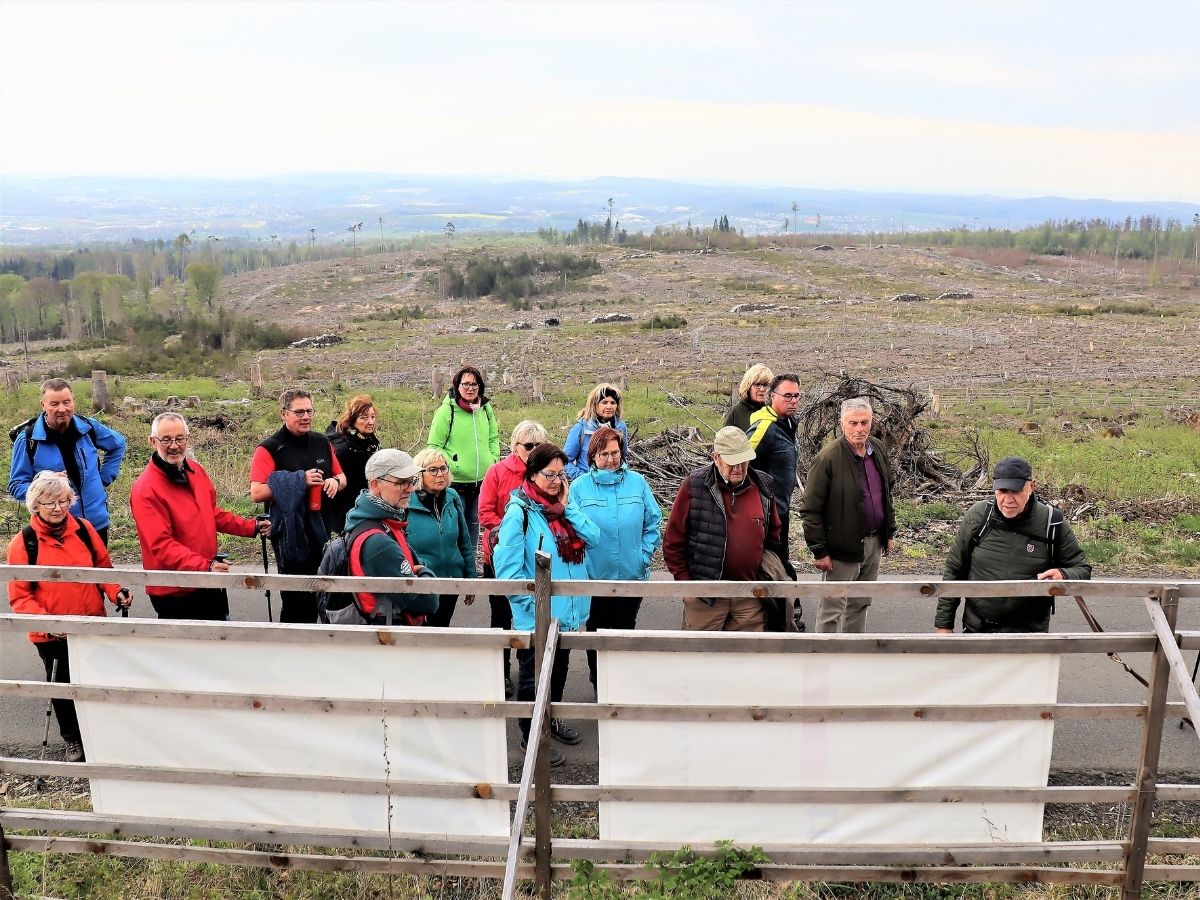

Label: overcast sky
[1,0,1196,200]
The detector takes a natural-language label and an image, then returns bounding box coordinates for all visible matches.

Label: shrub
[641,314,688,330]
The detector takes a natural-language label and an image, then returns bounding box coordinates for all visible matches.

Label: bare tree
[791,201,798,241]
[378,216,385,253]
[348,222,363,258]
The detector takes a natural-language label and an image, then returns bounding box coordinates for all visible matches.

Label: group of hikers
[6,368,1090,766]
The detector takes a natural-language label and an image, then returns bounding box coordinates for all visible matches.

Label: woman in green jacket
[428,365,500,555]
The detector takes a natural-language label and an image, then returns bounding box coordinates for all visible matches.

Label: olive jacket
[799,437,895,564]
[936,497,1091,633]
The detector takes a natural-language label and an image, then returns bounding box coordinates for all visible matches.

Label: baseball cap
[364,449,421,481]
[993,456,1033,491]
[713,426,755,465]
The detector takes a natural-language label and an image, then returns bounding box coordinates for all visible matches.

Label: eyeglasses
[286,408,315,417]
[595,450,622,460]
[538,470,568,482]
[752,381,770,388]
[379,475,420,487]
[37,499,72,509]
[154,436,188,446]
[424,465,450,475]
[458,382,480,390]
[772,391,801,401]
[517,442,539,451]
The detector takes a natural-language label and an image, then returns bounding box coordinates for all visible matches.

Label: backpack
[964,499,1065,614]
[9,415,99,464]
[316,520,427,626]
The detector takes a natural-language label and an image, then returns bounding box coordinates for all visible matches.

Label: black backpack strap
[963,505,997,575]
[75,519,98,565]
[21,525,38,567]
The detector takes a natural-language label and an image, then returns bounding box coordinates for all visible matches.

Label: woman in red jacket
[6,471,129,763]
[478,420,546,696]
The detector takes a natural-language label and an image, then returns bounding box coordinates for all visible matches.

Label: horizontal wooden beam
[549,862,1126,886]
[553,701,1153,722]
[549,838,1126,865]
[0,757,518,799]
[0,808,511,857]
[548,784,1137,803]
[0,681,530,716]
[3,835,516,879]
[0,614,532,647]
[560,631,1159,654]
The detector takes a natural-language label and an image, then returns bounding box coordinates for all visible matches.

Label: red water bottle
[307,482,323,511]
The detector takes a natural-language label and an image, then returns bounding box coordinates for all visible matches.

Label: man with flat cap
[936,456,1091,634]
[664,426,790,632]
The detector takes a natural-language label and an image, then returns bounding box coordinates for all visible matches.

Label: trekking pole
[260,529,274,623]
[34,657,58,793]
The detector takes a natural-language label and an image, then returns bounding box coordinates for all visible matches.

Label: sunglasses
[517,442,539,451]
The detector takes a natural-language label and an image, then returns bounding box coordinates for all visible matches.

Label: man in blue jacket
[8,378,127,545]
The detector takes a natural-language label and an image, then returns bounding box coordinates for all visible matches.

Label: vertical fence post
[91,370,111,413]
[1121,585,1179,899]
[0,817,12,900]
[532,550,553,898]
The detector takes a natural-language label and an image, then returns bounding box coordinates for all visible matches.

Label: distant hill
[0,173,1194,245]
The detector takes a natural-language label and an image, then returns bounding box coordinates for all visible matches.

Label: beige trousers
[816,534,882,633]
[682,597,765,632]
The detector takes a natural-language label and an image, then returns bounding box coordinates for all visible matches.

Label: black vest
[260,427,335,478]
[683,465,774,581]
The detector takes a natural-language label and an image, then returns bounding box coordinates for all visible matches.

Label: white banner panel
[70,632,509,837]
[598,643,1059,845]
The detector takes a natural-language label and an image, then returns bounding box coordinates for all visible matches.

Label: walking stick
[34,657,58,793]
[260,531,274,623]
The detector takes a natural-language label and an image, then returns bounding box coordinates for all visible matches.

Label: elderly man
[249,388,346,623]
[747,373,801,552]
[800,397,896,633]
[329,449,438,626]
[131,413,270,620]
[936,457,1091,634]
[664,426,788,632]
[8,377,127,545]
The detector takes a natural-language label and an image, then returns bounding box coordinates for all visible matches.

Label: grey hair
[150,412,189,438]
[840,397,873,417]
[26,470,75,515]
[40,377,72,396]
[413,447,452,485]
[510,419,547,449]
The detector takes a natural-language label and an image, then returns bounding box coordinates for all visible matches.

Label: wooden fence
[0,561,1197,900]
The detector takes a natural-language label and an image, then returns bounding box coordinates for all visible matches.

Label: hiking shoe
[504,675,514,699]
[520,738,564,767]
[64,740,85,763]
[550,718,582,745]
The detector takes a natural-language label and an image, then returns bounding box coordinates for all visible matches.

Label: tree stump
[91,370,112,413]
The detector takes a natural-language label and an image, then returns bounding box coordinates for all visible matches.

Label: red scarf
[456,397,481,413]
[521,482,585,564]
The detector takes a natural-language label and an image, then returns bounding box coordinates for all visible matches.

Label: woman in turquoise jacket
[493,442,599,766]
[563,383,629,479]
[569,426,661,690]
[407,448,476,627]
[427,365,500,553]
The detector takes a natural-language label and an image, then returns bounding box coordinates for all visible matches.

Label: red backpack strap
[347,524,387,617]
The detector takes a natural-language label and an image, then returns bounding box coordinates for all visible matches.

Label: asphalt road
[2,569,1196,774]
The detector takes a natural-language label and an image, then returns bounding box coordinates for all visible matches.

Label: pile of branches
[626,377,984,506]
[798,375,980,498]
[626,425,710,508]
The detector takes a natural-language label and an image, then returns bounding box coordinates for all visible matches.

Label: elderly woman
[478,420,548,695]
[428,365,500,554]
[723,363,774,431]
[494,442,600,767]
[570,426,662,692]
[564,383,629,479]
[324,394,382,534]
[6,471,130,763]
[407,447,476,627]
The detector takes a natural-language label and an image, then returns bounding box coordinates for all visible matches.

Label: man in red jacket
[130,413,271,620]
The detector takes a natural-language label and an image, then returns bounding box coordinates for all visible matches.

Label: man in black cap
[936,456,1091,634]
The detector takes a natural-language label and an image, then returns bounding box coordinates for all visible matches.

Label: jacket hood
[344,490,405,530]
[588,465,629,486]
